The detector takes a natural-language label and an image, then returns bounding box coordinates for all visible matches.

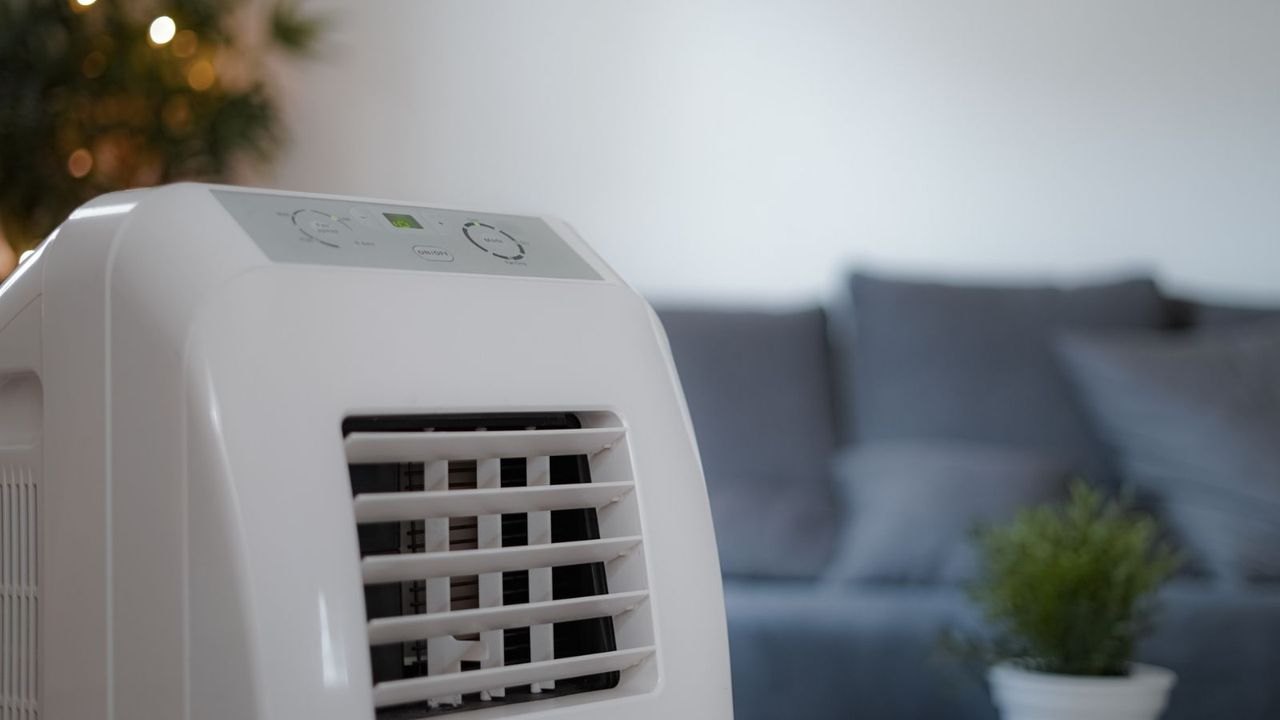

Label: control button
[413,245,454,262]
[463,221,525,260]
[349,206,380,228]
[292,209,351,248]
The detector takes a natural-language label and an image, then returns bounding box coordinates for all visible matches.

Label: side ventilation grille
[1,374,40,720]
[0,463,38,720]
[345,413,654,717]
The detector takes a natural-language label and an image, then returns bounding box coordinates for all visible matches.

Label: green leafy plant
[0,0,325,260]
[969,481,1179,676]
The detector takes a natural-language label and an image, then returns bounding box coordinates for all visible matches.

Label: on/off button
[413,245,454,262]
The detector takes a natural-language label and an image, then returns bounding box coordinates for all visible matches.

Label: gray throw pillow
[657,307,839,579]
[837,273,1168,483]
[1192,303,1280,329]
[825,442,1069,585]
[1058,323,1280,585]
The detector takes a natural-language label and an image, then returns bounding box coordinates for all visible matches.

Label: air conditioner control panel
[212,189,601,281]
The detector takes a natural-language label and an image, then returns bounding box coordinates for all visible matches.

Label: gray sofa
[656,275,1280,720]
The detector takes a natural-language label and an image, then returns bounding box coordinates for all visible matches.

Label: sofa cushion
[657,307,839,578]
[826,442,1069,584]
[1058,322,1280,584]
[1191,302,1280,329]
[723,581,989,720]
[837,273,1168,481]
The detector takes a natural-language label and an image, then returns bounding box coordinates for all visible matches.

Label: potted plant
[971,481,1180,720]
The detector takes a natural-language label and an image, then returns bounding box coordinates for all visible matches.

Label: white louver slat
[367,590,649,646]
[352,481,634,523]
[526,454,555,693]
[360,536,642,585]
[372,646,656,709]
[344,427,625,464]
[346,416,652,716]
[476,456,504,700]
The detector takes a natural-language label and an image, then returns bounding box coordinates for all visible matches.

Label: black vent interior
[345,413,620,718]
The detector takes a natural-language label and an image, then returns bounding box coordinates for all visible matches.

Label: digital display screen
[384,212,423,229]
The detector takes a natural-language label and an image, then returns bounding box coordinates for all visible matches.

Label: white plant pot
[989,662,1176,720]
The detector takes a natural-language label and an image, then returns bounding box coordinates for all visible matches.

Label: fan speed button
[292,209,351,248]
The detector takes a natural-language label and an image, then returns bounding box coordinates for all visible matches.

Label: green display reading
[384,212,423,229]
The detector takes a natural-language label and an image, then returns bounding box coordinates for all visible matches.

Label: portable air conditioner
[0,184,732,719]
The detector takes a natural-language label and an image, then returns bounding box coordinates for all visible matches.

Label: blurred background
[263,0,1280,307]
[3,2,1279,720]
[4,1,1278,304]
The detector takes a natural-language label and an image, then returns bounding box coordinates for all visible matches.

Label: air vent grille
[1,462,38,719]
[345,413,653,717]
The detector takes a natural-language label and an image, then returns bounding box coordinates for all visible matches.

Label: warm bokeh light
[161,95,192,133]
[3,0,321,272]
[187,60,216,91]
[67,148,93,178]
[172,30,198,58]
[81,50,106,78]
[149,16,176,45]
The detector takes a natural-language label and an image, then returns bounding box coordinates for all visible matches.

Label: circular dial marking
[291,209,351,248]
[462,221,525,260]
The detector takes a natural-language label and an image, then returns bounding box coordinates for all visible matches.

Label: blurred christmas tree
[0,0,323,270]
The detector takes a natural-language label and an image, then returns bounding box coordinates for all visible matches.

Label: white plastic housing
[0,183,732,720]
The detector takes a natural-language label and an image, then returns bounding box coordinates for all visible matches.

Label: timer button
[463,221,525,261]
[413,245,454,262]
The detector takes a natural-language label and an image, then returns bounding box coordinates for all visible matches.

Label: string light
[172,30,198,58]
[67,148,93,178]
[149,16,177,45]
[75,0,96,6]
[82,51,106,79]
[162,96,192,133]
[187,60,216,91]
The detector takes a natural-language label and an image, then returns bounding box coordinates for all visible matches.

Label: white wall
[266,0,1280,306]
